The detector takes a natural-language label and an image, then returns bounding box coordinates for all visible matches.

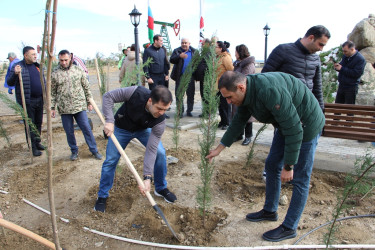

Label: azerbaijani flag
[148,0,154,44]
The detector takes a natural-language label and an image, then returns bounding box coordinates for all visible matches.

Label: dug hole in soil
[0,70,375,249]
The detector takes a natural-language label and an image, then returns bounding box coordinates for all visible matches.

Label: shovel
[89,98,179,241]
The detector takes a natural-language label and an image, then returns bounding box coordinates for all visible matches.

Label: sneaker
[262,224,297,242]
[32,148,42,157]
[36,143,45,150]
[186,112,193,117]
[246,209,278,222]
[70,152,78,161]
[93,152,103,160]
[242,137,251,146]
[154,188,177,203]
[262,170,267,183]
[94,197,107,213]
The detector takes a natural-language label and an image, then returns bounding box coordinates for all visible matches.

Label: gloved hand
[8,88,13,94]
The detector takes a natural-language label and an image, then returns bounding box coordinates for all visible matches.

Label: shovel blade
[153,205,180,241]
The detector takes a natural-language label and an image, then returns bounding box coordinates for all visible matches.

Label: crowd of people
[3,24,369,242]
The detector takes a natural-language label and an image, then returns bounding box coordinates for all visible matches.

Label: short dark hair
[217,41,230,53]
[235,44,250,60]
[23,46,35,55]
[153,34,162,43]
[218,71,246,92]
[58,50,70,56]
[150,85,173,105]
[304,25,331,39]
[130,44,136,51]
[342,40,355,49]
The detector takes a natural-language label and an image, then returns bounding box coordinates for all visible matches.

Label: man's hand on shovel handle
[104,122,114,137]
[139,179,151,196]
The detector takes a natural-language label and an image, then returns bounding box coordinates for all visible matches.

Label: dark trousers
[199,80,208,106]
[23,96,43,149]
[335,85,358,104]
[61,111,98,154]
[175,78,195,114]
[231,104,252,138]
[218,91,230,126]
[148,73,165,91]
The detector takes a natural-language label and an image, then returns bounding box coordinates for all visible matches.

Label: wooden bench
[323,103,375,142]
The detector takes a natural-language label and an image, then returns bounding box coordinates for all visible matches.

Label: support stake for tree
[94,58,102,99]
[18,73,33,164]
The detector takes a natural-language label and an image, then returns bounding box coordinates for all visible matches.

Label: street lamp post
[129,5,142,85]
[263,24,270,65]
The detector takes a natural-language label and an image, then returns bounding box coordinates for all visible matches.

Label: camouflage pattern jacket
[51,64,93,114]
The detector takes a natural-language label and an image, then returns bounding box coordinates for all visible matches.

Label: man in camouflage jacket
[51,50,102,161]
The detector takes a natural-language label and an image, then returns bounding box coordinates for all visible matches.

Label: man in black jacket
[170,38,196,117]
[262,25,331,110]
[143,35,170,91]
[334,41,366,104]
[7,46,45,156]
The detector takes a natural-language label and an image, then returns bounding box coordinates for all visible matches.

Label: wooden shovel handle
[88,98,156,206]
[0,218,58,249]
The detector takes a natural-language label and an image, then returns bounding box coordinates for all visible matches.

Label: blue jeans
[264,129,320,230]
[61,111,98,154]
[98,126,167,198]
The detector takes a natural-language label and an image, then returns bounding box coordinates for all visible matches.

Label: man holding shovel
[7,46,45,156]
[206,71,324,242]
[94,85,176,213]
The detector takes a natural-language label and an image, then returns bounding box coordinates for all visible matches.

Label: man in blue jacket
[207,71,324,242]
[334,41,366,104]
[7,46,45,156]
[4,52,20,94]
[170,38,196,117]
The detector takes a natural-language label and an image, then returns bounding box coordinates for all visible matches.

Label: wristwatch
[284,164,294,171]
[143,175,153,182]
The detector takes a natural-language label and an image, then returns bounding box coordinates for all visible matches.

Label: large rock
[357,62,375,105]
[348,14,375,50]
[360,47,375,65]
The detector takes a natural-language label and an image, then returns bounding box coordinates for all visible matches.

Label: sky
[0,0,373,62]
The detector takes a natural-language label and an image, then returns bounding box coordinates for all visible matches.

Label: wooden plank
[324,125,375,133]
[325,114,375,123]
[325,120,375,128]
[323,129,375,141]
[325,103,375,111]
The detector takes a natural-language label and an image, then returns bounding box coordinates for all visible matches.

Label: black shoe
[221,125,228,130]
[165,114,170,119]
[167,107,171,111]
[32,148,42,157]
[154,188,177,203]
[93,152,103,160]
[262,224,297,242]
[246,209,278,222]
[36,143,45,150]
[94,197,107,213]
[70,152,78,161]
[186,112,193,117]
[199,114,203,118]
[242,137,251,146]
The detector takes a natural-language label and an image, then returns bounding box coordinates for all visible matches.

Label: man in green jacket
[51,50,102,161]
[206,71,324,242]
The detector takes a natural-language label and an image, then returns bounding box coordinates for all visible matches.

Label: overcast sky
[0,0,373,62]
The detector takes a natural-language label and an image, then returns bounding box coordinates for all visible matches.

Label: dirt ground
[0,68,375,249]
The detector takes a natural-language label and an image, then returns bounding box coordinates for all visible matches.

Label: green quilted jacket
[221,72,325,165]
